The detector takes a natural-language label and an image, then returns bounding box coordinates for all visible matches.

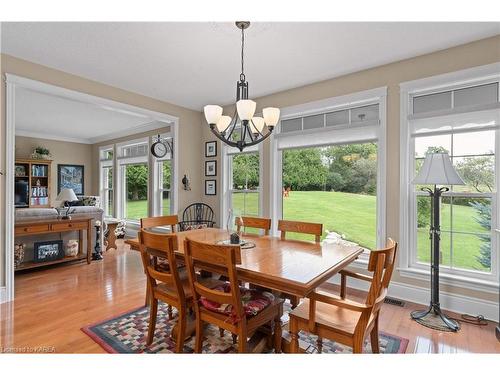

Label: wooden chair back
[366,238,397,296]
[278,220,323,243]
[138,230,185,301]
[184,238,244,321]
[141,215,179,233]
[235,216,271,235]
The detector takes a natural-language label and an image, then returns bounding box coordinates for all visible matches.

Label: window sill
[398,266,499,294]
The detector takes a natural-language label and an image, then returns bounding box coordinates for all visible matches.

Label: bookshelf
[15,159,52,208]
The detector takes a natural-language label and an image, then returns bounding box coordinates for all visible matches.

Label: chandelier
[203,21,280,152]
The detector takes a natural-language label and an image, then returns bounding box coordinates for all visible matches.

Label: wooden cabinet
[15,158,52,208]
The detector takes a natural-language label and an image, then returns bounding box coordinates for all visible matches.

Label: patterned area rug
[82,303,408,354]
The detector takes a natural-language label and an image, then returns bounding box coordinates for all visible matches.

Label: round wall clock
[151,139,168,158]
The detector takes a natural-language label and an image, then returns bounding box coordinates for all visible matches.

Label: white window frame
[399,63,500,292]
[221,143,264,230]
[116,137,150,224]
[99,145,114,218]
[270,87,387,264]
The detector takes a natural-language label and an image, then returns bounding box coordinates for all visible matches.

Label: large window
[124,163,149,221]
[401,71,499,283]
[222,142,262,231]
[273,88,386,250]
[230,152,260,217]
[282,143,378,247]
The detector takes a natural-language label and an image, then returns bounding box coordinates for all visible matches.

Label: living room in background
[400,63,500,287]
[271,88,387,250]
[221,143,263,230]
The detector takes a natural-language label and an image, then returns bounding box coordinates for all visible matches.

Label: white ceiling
[15,87,169,143]
[2,22,499,111]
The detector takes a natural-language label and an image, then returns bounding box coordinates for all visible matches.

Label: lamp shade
[56,188,78,202]
[263,107,280,126]
[412,152,465,185]
[204,105,223,125]
[216,115,232,132]
[236,100,256,121]
[250,116,265,133]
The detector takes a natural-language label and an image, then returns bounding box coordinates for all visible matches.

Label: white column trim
[4,79,16,303]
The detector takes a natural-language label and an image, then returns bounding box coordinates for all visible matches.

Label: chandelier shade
[203,21,280,151]
[216,115,232,133]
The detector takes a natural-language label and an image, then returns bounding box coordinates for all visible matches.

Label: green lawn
[233,190,490,272]
[126,191,490,272]
[125,199,170,220]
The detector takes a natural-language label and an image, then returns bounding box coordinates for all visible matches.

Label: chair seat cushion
[183,223,208,231]
[200,283,275,318]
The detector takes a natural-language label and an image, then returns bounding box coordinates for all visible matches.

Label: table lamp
[410,152,465,332]
[56,188,78,219]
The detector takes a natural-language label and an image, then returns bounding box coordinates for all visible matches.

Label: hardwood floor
[1,240,499,353]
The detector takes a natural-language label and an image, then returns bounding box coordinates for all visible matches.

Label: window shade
[409,106,500,136]
[276,124,379,150]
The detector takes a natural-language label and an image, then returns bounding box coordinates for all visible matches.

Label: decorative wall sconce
[182,174,191,191]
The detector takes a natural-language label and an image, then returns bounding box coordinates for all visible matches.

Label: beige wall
[15,136,94,206]
[1,53,203,288]
[201,35,500,302]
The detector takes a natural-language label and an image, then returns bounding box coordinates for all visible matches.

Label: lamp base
[411,303,460,332]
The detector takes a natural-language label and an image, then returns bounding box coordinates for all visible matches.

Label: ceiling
[2,22,499,111]
[15,87,169,144]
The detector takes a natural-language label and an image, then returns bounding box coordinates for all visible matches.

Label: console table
[15,216,93,271]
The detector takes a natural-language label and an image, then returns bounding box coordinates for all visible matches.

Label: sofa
[15,196,104,263]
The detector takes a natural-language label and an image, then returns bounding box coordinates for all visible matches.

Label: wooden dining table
[125,227,363,351]
[125,227,363,298]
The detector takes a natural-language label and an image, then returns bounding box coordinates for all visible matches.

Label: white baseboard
[326,274,499,322]
[0,287,6,305]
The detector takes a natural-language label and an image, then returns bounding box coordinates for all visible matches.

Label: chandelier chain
[240,26,245,80]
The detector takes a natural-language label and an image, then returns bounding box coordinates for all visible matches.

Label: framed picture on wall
[205,180,216,195]
[205,141,217,157]
[57,164,84,195]
[205,160,217,176]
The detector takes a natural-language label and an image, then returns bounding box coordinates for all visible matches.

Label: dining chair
[184,238,284,353]
[235,216,272,235]
[288,239,398,354]
[277,219,323,307]
[141,215,179,233]
[138,229,191,353]
[278,219,323,243]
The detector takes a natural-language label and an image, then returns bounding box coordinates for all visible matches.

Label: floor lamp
[411,152,465,332]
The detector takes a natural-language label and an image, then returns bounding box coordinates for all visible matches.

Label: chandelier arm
[239,128,273,148]
[247,121,256,142]
[225,110,238,140]
[209,127,241,149]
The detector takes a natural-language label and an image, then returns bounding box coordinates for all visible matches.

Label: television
[15,180,29,207]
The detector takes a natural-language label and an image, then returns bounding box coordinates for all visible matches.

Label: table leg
[78,229,83,258]
[107,223,117,251]
[171,310,196,342]
[87,221,92,264]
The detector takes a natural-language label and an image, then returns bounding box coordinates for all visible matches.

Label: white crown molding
[399,62,500,93]
[88,121,171,144]
[326,274,499,322]
[15,129,93,144]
